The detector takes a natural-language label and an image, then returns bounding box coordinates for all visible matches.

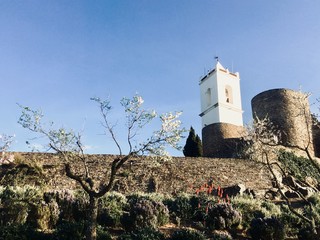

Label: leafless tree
[244,113,319,236]
[18,95,185,240]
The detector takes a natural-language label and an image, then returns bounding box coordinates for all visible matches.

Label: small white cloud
[83,145,98,152]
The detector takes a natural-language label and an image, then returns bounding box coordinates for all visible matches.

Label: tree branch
[264,152,314,226]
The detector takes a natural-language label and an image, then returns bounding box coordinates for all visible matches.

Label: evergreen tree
[183,126,203,157]
[195,134,203,156]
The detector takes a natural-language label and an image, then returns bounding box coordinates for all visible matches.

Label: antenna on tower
[215,56,219,62]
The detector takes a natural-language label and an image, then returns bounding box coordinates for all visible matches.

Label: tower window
[225,85,233,104]
[206,88,211,106]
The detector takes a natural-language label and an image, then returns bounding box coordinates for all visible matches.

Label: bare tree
[18,95,185,240]
[245,115,318,231]
[243,109,320,237]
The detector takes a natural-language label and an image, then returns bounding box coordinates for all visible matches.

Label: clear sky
[1,1,320,156]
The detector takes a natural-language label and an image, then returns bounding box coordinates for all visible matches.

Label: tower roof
[215,61,225,70]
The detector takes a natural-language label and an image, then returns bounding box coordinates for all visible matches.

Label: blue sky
[1,1,320,155]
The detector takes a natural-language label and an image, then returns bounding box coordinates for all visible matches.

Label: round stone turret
[251,88,314,155]
[202,122,245,158]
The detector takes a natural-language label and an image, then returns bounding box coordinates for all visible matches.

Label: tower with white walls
[199,60,244,157]
[199,61,243,128]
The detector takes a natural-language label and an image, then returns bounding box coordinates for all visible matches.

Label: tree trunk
[86,195,98,240]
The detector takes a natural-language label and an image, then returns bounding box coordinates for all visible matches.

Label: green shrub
[278,150,320,182]
[0,225,30,240]
[97,191,127,227]
[73,190,89,221]
[121,196,169,231]
[164,193,215,224]
[298,226,320,240]
[118,227,165,240]
[210,231,233,240]
[96,225,112,240]
[232,195,280,229]
[53,220,85,240]
[27,201,59,230]
[305,193,320,225]
[169,228,206,240]
[127,192,167,203]
[278,205,302,237]
[0,224,51,240]
[0,186,61,230]
[164,194,193,223]
[0,201,28,226]
[206,203,241,230]
[0,186,42,226]
[53,190,76,222]
[278,194,320,238]
[249,217,285,240]
[54,190,88,223]
[0,162,45,187]
[190,193,215,222]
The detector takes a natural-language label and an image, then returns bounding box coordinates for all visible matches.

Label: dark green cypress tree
[183,126,203,157]
[195,134,203,157]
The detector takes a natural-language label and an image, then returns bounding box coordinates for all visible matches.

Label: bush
[206,203,241,230]
[96,225,112,240]
[0,225,29,240]
[0,187,61,231]
[169,228,206,240]
[73,191,89,221]
[27,201,60,230]
[210,231,233,240]
[164,193,214,224]
[53,220,85,240]
[278,205,302,237]
[278,150,320,182]
[190,194,214,222]
[53,190,76,222]
[121,195,169,231]
[97,191,127,227]
[249,217,285,240]
[0,186,42,226]
[232,195,281,229]
[164,194,193,223]
[0,161,45,187]
[118,227,165,240]
[298,226,320,240]
[0,201,28,226]
[54,190,88,223]
[0,224,51,240]
[305,193,320,225]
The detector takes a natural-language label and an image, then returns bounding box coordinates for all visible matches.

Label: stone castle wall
[5,152,272,197]
[202,123,245,158]
[251,88,314,156]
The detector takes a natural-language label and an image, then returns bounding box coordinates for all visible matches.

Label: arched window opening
[225,85,233,104]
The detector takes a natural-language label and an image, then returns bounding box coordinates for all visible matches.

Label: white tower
[199,61,243,128]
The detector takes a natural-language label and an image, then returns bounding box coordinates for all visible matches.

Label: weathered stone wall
[251,88,314,156]
[202,123,245,158]
[8,152,272,197]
